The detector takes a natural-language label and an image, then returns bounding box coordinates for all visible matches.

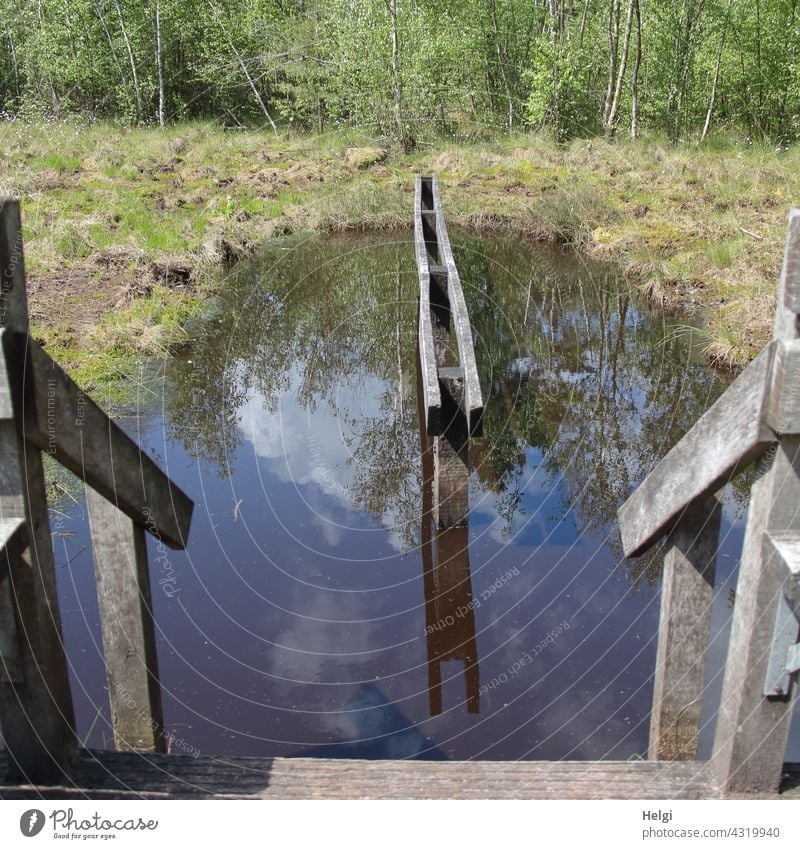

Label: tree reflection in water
[165,232,734,586]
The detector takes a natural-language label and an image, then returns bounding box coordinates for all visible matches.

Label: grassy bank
[1,120,798,397]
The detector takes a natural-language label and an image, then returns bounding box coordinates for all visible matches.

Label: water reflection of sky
[52,232,799,762]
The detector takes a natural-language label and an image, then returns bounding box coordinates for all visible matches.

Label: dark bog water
[53,232,797,761]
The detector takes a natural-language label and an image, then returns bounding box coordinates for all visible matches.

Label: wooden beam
[2,330,193,550]
[0,208,75,784]
[0,198,29,333]
[2,750,723,799]
[649,493,721,760]
[86,488,166,753]
[618,342,775,557]
[414,176,441,435]
[431,177,484,436]
[764,339,800,435]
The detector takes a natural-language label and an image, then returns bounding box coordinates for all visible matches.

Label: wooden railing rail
[618,206,800,795]
[0,197,194,784]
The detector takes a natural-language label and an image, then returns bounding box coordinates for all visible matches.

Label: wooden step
[0,750,737,799]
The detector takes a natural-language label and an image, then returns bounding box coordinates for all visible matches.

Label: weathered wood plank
[414,176,442,435]
[86,487,166,753]
[0,212,75,784]
[649,494,721,760]
[765,339,800,435]
[618,342,775,557]
[431,177,484,436]
[0,750,722,799]
[712,212,800,795]
[2,330,193,549]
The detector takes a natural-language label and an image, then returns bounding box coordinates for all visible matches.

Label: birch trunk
[155,0,165,128]
[113,0,143,121]
[605,0,635,136]
[630,0,642,138]
[701,0,734,142]
[602,0,622,126]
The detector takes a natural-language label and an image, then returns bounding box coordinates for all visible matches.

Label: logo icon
[20,810,45,838]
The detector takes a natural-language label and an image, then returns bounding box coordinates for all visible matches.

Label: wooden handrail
[618,342,775,557]
[624,205,800,795]
[619,337,800,557]
[1,196,193,781]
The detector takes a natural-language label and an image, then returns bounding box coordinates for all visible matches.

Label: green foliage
[0,0,797,141]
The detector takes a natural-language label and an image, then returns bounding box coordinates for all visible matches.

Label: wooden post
[711,437,800,793]
[649,493,721,760]
[0,198,76,783]
[86,487,166,753]
[712,208,800,795]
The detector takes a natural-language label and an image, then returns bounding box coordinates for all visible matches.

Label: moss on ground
[2,120,798,384]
